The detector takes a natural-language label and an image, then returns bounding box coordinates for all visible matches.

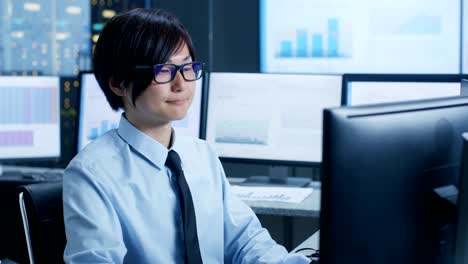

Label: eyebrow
[167,55,192,64]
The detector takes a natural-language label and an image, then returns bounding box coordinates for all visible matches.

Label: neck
[125,113,173,148]
[141,124,173,148]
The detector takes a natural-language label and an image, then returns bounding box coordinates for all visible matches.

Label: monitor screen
[205,73,342,164]
[0,76,60,160]
[260,0,460,74]
[77,73,204,150]
[463,1,468,74]
[320,96,468,263]
[343,74,462,106]
[0,0,91,75]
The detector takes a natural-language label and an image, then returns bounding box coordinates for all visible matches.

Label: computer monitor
[77,72,205,151]
[260,0,460,74]
[455,133,468,264]
[320,96,468,264]
[0,76,61,161]
[463,1,468,74]
[205,73,342,185]
[342,74,462,106]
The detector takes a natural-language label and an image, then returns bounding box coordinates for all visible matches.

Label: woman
[63,8,309,264]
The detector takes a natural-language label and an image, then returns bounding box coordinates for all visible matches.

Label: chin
[169,111,189,121]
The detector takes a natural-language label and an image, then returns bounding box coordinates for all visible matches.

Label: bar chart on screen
[0,76,60,159]
[87,120,118,141]
[275,17,352,59]
[0,84,59,149]
[0,131,34,147]
[261,0,459,74]
[0,86,58,125]
[78,73,122,150]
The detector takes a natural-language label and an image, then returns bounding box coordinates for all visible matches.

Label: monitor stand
[240,166,311,187]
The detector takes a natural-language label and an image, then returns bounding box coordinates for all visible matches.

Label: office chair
[18,182,65,264]
[0,174,46,261]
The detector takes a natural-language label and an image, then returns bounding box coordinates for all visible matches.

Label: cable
[294,247,320,263]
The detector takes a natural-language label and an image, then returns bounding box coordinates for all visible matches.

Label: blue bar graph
[327,18,339,57]
[0,87,55,124]
[296,30,308,57]
[312,34,324,57]
[101,120,109,135]
[87,120,118,141]
[276,17,344,58]
[89,128,99,141]
[279,40,293,57]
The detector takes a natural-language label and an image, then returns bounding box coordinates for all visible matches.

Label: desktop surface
[229,178,320,217]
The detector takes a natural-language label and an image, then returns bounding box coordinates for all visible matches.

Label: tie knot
[166,150,183,173]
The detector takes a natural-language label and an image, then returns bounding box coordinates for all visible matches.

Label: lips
[167,98,187,105]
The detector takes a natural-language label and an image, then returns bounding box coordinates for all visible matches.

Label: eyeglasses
[135,62,204,84]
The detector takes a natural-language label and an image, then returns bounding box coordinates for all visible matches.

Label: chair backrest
[0,175,45,262]
[18,182,65,264]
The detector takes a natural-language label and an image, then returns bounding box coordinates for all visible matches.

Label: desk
[1,165,63,173]
[228,178,320,250]
[2,169,321,217]
[228,178,321,217]
[293,231,320,252]
[0,173,319,255]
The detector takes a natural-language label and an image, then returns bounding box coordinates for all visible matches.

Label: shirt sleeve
[219,160,310,264]
[62,162,127,263]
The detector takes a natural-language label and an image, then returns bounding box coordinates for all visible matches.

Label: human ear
[108,78,127,97]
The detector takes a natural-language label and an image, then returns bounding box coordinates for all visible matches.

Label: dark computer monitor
[77,72,205,151]
[320,96,468,264]
[342,74,462,106]
[455,133,468,264]
[205,72,342,186]
[0,76,61,162]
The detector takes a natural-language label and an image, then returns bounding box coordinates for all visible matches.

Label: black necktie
[165,150,203,264]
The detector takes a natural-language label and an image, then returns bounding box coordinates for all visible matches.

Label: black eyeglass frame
[135,62,205,84]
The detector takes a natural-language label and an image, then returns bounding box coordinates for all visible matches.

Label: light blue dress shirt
[63,115,310,263]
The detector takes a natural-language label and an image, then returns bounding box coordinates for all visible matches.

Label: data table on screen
[0,76,60,160]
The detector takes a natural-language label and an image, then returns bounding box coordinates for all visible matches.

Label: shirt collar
[117,114,171,170]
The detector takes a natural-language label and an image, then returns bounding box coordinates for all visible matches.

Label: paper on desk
[231,186,313,204]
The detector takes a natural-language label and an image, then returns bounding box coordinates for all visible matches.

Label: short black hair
[93,8,196,110]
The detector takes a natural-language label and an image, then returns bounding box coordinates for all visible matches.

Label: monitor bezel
[75,70,95,155]
[341,74,465,106]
